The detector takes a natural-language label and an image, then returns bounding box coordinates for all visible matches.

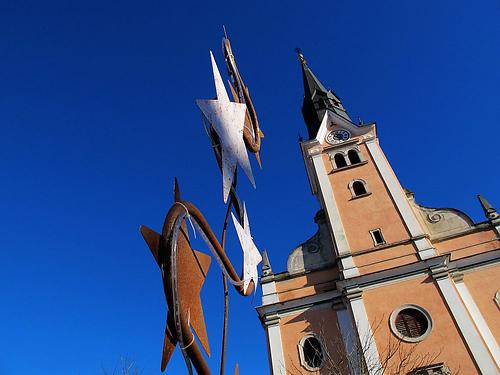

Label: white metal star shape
[196,51,256,203]
[231,203,262,294]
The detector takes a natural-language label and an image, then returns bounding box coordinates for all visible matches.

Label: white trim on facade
[493,221,500,237]
[414,238,436,259]
[261,280,279,305]
[265,315,287,375]
[435,276,498,374]
[310,151,352,257]
[316,111,375,145]
[340,255,359,278]
[349,297,382,374]
[257,290,341,318]
[365,139,436,259]
[337,307,361,373]
[454,276,500,367]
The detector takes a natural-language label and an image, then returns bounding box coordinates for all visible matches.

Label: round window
[299,335,324,371]
[390,305,432,342]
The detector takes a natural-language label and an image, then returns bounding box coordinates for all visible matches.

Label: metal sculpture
[196,52,255,204]
[223,33,263,167]
[140,32,263,374]
[231,203,262,294]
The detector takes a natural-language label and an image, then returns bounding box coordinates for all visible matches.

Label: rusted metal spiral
[166,201,255,296]
[142,34,262,375]
[141,194,255,375]
[223,36,263,167]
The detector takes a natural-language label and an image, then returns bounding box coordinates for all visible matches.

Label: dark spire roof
[261,249,273,277]
[297,49,351,140]
[477,195,499,220]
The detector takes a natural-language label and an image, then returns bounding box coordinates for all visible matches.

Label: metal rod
[219,199,233,375]
[159,201,257,374]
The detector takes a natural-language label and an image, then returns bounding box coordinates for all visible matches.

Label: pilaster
[492,218,500,237]
[261,279,279,305]
[430,263,498,373]
[306,142,359,278]
[451,271,500,367]
[343,286,382,374]
[365,138,436,260]
[333,302,360,374]
[262,313,286,375]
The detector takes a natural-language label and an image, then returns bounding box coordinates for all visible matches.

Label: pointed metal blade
[140,225,160,266]
[174,177,181,202]
[209,51,229,103]
[160,314,177,372]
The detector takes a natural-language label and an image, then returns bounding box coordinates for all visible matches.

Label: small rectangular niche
[370,229,385,246]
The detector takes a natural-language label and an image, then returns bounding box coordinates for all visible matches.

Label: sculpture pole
[140,32,263,374]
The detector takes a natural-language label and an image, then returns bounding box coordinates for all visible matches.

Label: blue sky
[0,1,499,374]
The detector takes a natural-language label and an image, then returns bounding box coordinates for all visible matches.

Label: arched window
[334,153,347,168]
[348,179,370,198]
[348,149,361,165]
[352,181,367,196]
[299,335,324,371]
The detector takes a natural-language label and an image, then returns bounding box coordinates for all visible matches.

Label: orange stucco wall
[353,243,419,275]
[434,229,499,260]
[269,136,499,374]
[323,143,411,254]
[279,306,348,374]
[363,275,480,374]
[463,265,500,340]
[275,268,338,302]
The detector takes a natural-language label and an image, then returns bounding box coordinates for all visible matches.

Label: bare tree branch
[101,356,143,375]
[286,317,458,375]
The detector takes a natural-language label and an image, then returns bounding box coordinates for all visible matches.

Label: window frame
[369,228,386,246]
[409,363,452,375]
[298,334,325,372]
[347,148,362,165]
[389,304,433,343]
[348,179,370,199]
[328,145,367,172]
[332,152,348,169]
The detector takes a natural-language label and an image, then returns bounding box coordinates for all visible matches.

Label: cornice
[256,289,341,320]
[430,222,495,243]
[338,255,448,292]
[339,234,427,259]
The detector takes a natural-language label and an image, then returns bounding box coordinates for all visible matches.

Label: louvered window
[395,308,429,338]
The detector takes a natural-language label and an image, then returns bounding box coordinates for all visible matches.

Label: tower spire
[261,249,273,277]
[297,49,351,140]
[477,195,499,220]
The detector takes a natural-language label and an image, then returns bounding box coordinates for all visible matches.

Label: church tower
[257,53,500,374]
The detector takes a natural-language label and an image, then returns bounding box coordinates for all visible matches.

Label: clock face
[326,129,351,144]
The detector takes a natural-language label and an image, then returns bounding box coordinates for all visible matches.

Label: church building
[256,53,500,375]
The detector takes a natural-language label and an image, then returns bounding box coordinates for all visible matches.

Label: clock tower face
[326,129,351,145]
